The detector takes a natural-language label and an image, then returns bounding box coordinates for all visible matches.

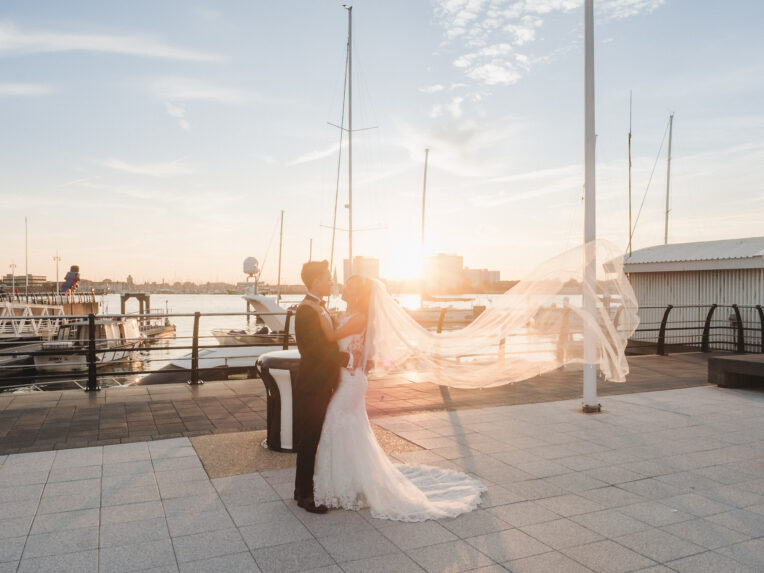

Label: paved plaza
[1,383,764,572]
[0,353,708,455]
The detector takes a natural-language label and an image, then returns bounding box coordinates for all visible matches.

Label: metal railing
[629,304,763,355]
[0,309,295,391]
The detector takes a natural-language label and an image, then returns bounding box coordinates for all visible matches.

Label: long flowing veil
[363,240,639,388]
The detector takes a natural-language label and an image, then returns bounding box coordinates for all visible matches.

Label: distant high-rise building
[464,268,501,289]
[424,254,463,291]
[343,256,380,284]
[126,274,134,286]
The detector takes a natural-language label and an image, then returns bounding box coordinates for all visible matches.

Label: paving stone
[42,477,100,498]
[161,492,225,517]
[21,526,98,558]
[0,483,43,504]
[666,550,757,573]
[100,516,170,548]
[166,508,235,537]
[101,471,156,493]
[154,467,208,488]
[52,446,102,468]
[520,517,603,549]
[377,519,457,550]
[339,551,424,573]
[226,500,294,527]
[439,508,513,537]
[0,500,39,519]
[293,505,375,538]
[706,508,764,537]
[717,538,764,570]
[37,490,100,514]
[0,516,33,540]
[17,549,98,573]
[102,459,154,476]
[171,527,247,563]
[318,529,399,562]
[101,484,160,507]
[465,528,550,562]
[252,539,335,573]
[407,539,495,573]
[0,537,25,563]
[0,468,49,487]
[614,527,704,563]
[570,509,652,538]
[100,500,165,525]
[486,501,559,527]
[505,551,594,573]
[30,508,99,534]
[618,500,694,527]
[47,464,102,483]
[151,455,203,473]
[563,540,656,573]
[178,551,260,573]
[159,478,216,500]
[99,538,177,573]
[536,494,605,517]
[102,442,151,464]
[662,517,751,550]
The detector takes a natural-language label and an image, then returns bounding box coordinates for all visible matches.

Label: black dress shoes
[297,496,328,514]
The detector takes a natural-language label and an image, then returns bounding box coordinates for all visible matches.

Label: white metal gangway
[0,301,65,339]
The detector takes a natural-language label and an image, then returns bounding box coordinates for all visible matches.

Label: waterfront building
[464,268,501,289]
[624,236,764,352]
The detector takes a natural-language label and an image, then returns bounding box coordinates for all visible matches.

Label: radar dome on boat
[243,257,259,276]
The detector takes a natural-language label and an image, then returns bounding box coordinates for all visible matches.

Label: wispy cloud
[0,82,56,96]
[150,76,250,104]
[419,84,445,93]
[149,76,253,130]
[287,142,341,166]
[432,0,665,87]
[0,21,220,61]
[99,158,196,177]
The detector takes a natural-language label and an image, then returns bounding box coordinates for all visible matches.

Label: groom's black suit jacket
[294,298,349,397]
[293,295,350,499]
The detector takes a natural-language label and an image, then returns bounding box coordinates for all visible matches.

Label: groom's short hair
[301,260,329,288]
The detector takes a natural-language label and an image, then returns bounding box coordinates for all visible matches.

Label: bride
[314,275,486,522]
[313,240,638,521]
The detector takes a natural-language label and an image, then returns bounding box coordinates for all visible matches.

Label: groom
[293,260,356,514]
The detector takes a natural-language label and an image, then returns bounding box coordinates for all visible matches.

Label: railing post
[436,308,447,334]
[282,310,292,350]
[557,308,570,362]
[657,304,673,356]
[85,312,100,392]
[757,305,764,354]
[701,304,717,352]
[188,311,202,385]
[731,304,745,354]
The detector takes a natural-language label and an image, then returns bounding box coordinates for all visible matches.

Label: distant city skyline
[2,1,763,284]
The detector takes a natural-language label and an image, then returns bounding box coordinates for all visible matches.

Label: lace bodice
[337,313,365,358]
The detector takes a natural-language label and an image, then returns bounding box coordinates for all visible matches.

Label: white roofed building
[624,237,764,354]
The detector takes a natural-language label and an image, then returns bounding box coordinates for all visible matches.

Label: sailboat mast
[346,5,353,273]
[664,113,674,245]
[627,92,632,256]
[421,148,429,250]
[276,210,284,303]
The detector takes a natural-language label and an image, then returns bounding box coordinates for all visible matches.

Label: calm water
[7,292,498,391]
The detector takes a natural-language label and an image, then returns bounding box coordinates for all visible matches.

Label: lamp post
[53,252,61,294]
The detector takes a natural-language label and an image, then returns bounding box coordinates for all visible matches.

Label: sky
[1,0,762,284]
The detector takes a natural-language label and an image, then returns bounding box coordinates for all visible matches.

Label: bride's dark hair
[346,275,372,315]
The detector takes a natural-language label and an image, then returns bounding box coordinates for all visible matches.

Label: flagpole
[582,0,600,413]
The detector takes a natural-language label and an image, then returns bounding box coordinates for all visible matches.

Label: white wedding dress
[313,317,486,522]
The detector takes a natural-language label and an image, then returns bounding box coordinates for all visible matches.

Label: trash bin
[256,349,301,452]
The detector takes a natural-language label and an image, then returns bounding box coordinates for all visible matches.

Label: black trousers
[293,391,332,499]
